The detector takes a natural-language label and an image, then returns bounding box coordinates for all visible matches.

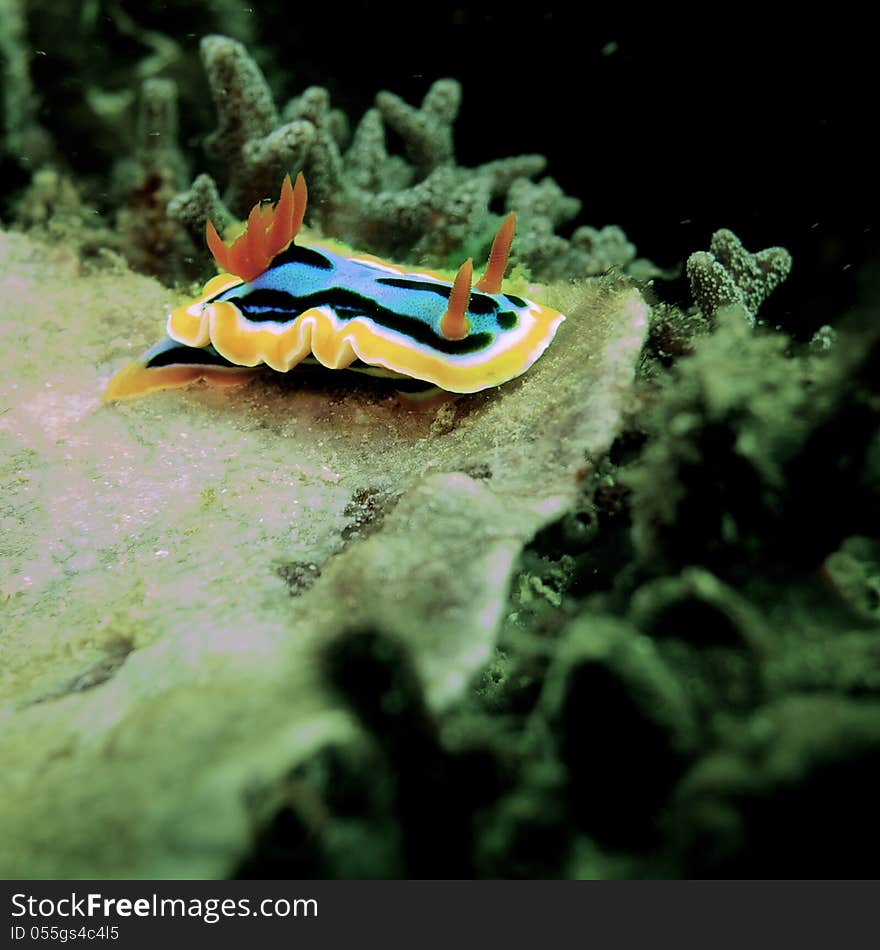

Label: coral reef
[1,1,259,177]
[626,311,832,572]
[639,228,793,384]
[539,616,700,849]
[198,34,315,215]
[112,78,193,281]
[4,21,656,286]
[505,176,646,282]
[0,228,648,876]
[167,35,649,280]
[0,0,55,170]
[3,9,878,884]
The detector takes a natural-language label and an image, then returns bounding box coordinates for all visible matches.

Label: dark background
[271,5,872,336]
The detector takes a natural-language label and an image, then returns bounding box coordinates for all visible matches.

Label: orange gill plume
[205,172,308,282]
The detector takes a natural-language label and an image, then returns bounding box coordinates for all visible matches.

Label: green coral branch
[166,34,647,281]
[687,228,792,325]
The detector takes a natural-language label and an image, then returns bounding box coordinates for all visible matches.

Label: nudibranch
[103,173,566,401]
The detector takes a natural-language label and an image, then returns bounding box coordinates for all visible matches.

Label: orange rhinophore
[439,257,474,340]
[476,211,516,294]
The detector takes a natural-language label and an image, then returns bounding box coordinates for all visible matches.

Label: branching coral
[625,302,880,577]
[375,79,460,175]
[198,34,316,215]
[626,312,815,570]
[112,78,194,280]
[0,0,55,170]
[687,228,792,325]
[168,34,646,280]
[4,21,652,284]
[506,176,649,281]
[539,615,700,848]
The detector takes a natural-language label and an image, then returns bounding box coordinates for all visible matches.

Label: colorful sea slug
[104,173,566,401]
